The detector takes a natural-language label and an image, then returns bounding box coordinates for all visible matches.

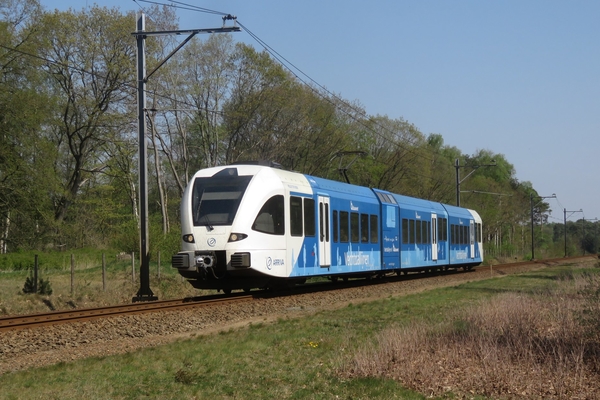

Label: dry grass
[341,269,600,399]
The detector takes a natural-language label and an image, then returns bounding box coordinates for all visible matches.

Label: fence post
[34,254,39,294]
[102,253,106,291]
[71,254,75,295]
[131,251,135,283]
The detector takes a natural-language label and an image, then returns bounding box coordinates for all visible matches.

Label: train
[171,161,483,293]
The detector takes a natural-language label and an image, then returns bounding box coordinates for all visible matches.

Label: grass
[1,262,599,399]
[0,250,204,315]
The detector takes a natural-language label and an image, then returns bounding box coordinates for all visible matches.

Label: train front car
[171,164,309,292]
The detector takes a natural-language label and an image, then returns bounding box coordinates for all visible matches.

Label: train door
[318,196,331,267]
[432,214,438,261]
[470,220,475,259]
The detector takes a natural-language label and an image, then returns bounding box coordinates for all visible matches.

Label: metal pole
[134,13,156,302]
[71,254,75,295]
[564,208,567,257]
[530,194,534,260]
[582,217,585,256]
[455,158,460,206]
[34,254,38,294]
[102,253,106,291]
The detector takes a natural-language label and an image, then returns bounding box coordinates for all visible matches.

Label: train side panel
[289,175,382,277]
[390,194,449,270]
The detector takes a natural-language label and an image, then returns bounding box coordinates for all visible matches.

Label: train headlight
[182,234,195,243]
[228,233,248,242]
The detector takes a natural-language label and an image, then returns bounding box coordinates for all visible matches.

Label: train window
[386,205,397,228]
[351,212,359,243]
[409,219,416,244]
[319,202,330,243]
[252,195,284,235]
[290,197,303,237]
[402,218,409,244]
[319,203,324,242]
[340,211,349,242]
[438,218,447,242]
[304,198,315,237]
[325,203,330,242]
[333,210,338,242]
[370,214,378,243]
[477,223,482,243]
[416,220,422,244]
[427,221,431,244]
[360,214,369,243]
[451,224,456,244]
[191,175,252,227]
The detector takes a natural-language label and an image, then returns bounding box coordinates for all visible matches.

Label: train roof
[390,192,448,213]
[195,164,480,221]
[305,174,378,200]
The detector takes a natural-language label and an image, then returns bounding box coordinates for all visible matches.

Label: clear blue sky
[42,0,600,222]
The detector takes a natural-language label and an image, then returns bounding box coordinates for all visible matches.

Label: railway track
[0,293,253,333]
[1,255,595,333]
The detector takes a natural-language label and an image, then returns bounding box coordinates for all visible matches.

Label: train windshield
[191,173,252,227]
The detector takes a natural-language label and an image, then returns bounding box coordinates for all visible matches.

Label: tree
[35,6,137,228]
[0,0,56,251]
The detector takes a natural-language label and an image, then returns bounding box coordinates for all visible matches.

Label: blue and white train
[172,162,483,292]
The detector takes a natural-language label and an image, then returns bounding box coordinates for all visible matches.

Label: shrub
[22,275,53,295]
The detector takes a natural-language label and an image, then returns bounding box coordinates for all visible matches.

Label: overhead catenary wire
[134,0,444,188]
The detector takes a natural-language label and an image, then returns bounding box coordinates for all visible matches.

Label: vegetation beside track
[1,260,599,399]
[0,248,204,316]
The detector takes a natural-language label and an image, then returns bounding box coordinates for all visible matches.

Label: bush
[22,275,53,295]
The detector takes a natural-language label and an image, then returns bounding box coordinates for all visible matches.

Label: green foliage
[22,274,53,295]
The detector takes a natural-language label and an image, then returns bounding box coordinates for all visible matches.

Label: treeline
[0,1,594,258]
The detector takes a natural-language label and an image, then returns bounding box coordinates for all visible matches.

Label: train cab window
[360,214,369,243]
[477,223,482,243]
[252,195,284,235]
[191,175,252,227]
[340,211,349,242]
[304,198,315,237]
[351,212,360,243]
[290,197,303,237]
[370,214,378,243]
[333,210,338,242]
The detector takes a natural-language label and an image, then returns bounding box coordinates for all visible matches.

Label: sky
[40,0,600,222]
